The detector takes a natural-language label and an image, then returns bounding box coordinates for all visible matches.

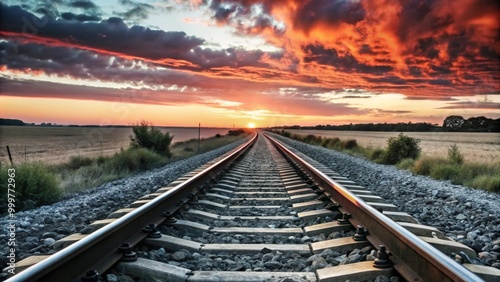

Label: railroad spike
[143,223,162,238]
[373,245,392,268]
[81,270,99,282]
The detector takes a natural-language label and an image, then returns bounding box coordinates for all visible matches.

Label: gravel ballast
[270,133,500,268]
[2,132,499,278]
[0,137,249,270]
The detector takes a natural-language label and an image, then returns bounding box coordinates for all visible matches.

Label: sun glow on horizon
[247,122,256,128]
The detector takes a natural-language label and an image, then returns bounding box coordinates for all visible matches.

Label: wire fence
[0,142,129,166]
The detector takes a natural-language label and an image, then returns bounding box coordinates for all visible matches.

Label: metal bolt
[337,213,351,225]
[373,245,392,268]
[81,270,99,282]
[325,202,340,211]
[317,194,328,200]
[353,225,368,241]
[163,212,177,224]
[314,189,325,195]
[118,243,137,262]
[142,224,162,238]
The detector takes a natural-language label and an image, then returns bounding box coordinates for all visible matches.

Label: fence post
[198,123,201,154]
[6,145,13,166]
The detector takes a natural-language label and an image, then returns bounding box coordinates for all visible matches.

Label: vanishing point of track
[5,132,500,282]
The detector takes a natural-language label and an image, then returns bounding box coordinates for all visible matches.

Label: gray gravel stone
[106,274,118,282]
[43,238,55,246]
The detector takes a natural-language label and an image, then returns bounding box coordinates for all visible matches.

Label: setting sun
[247,122,256,129]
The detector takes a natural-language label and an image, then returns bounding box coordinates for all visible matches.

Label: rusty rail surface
[263,132,483,282]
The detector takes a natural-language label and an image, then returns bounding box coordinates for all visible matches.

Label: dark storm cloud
[292,0,365,31]
[363,76,408,85]
[0,5,202,61]
[207,0,285,35]
[61,12,101,22]
[0,4,279,72]
[69,0,97,10]
[212,4,236,22]
[302,44,393,74]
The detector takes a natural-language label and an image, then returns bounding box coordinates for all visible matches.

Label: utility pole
[197,123,201,154]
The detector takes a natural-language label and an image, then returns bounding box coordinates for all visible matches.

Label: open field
[285,129,500,164]
[0,126,231,165]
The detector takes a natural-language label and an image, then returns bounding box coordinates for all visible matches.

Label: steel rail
[7,133,258,282]
[263,132,483,282]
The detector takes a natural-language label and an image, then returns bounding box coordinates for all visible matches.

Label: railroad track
[4,132,500,282]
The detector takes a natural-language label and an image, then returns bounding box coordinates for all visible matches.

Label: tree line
[272,116,500,132]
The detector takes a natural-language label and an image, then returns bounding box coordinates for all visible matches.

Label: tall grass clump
[130,121,174,158]
[0,163,62,213]
[108,147,165,172]
[383,133,421,164]
[395,158,415,170]
[469,175,500,193]
[67,155,94,170]
[341,139,358,150]
[447,144,464,165]
[368,148,386,163]
[410,156,449,175]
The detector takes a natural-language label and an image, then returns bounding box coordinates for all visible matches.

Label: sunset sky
[1,0,499,128]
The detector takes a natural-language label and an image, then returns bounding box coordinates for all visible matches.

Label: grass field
[285,129,500,164]
[0,126,231,165]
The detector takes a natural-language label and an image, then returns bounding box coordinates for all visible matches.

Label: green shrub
[67,155,94,170]
[325,137,341,149]
[130,121,174,158]
[215,134,222,138]
[0,163,62,213]
[228,129,246,136]
[281,131,291,138]
[318,137,343,150]
[341,139,358,150]
[448,144,464,165]
[384,133,421,164]
[304,134,322,145]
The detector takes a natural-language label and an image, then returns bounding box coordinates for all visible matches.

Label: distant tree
[0,118,24,126]
[443,116,465,130]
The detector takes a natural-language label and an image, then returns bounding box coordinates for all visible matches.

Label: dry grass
[285,129,500,164]
[0,126,231,165]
